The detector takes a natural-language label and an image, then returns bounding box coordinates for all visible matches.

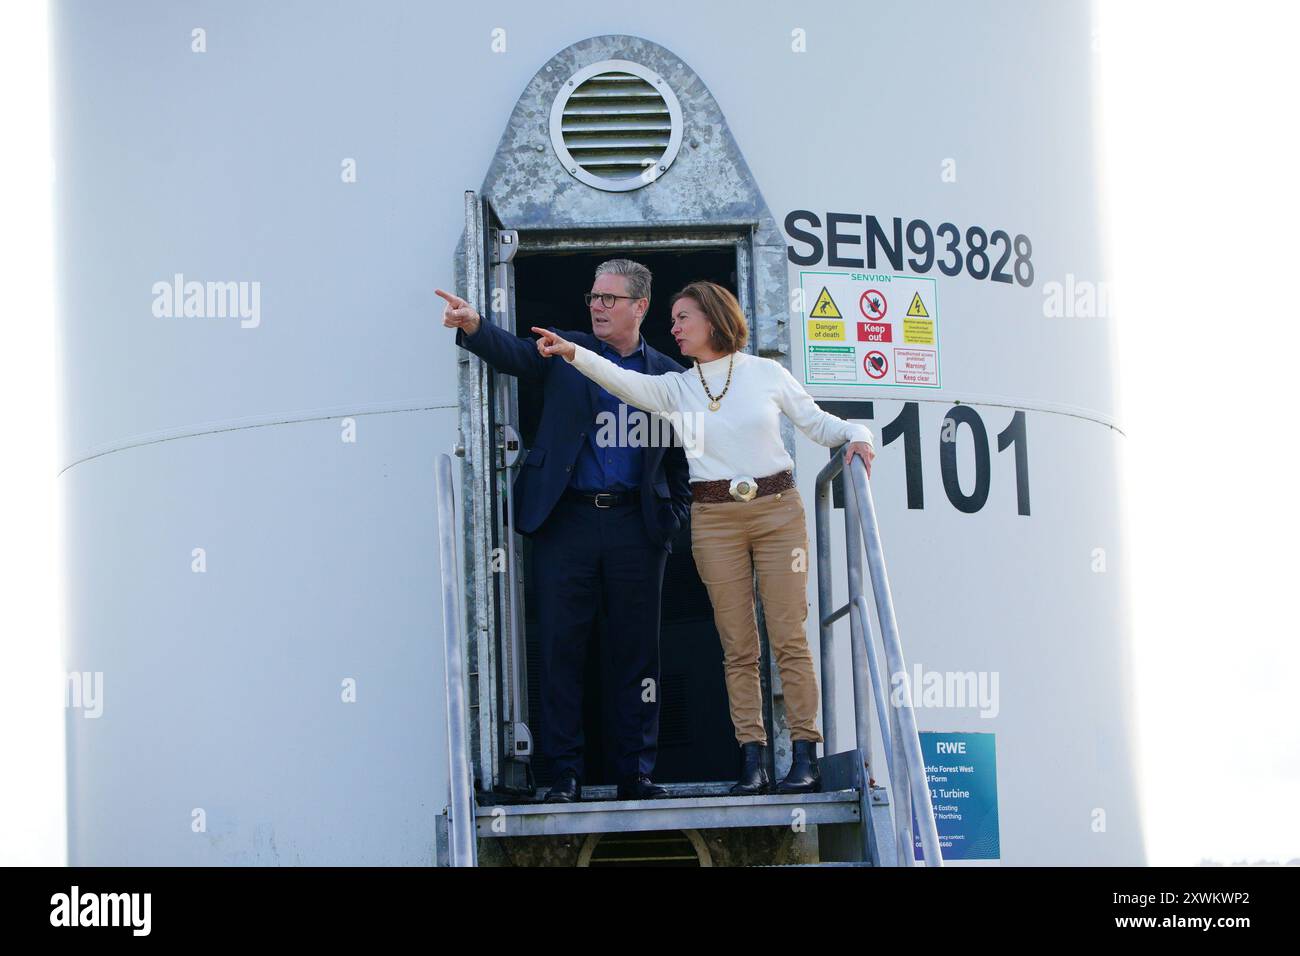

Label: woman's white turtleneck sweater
[564,344,874,483]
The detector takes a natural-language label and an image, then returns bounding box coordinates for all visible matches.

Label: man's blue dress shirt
[570,335,647,493]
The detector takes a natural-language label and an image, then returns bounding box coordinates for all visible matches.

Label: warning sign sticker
[903,318,934,345]
[806,345,857,381]
[859,289,887,320]
[809,286,842,319]
[806,319,845,341]
[864,350,888,379]
[798,271,942,389]
[857,321,892,343]
[894,348,938,386]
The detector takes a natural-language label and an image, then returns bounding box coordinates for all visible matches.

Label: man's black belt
[564,488,640,509]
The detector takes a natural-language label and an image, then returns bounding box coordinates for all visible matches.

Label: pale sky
[0,0,65,867]
[1095,0,1300,864]
[2,0,1296,866]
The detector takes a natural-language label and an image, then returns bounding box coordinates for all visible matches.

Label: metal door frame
[460,205,801,791]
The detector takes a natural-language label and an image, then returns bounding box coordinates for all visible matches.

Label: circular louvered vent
[549,59,683,192]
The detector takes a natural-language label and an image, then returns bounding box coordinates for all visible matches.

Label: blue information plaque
[911,731,1000,861]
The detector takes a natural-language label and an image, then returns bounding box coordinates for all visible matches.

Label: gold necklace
[697,353,734,412]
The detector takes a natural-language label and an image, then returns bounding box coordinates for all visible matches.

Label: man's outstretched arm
[437,287,547,383]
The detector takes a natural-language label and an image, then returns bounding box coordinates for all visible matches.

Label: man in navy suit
[437,259,692,802]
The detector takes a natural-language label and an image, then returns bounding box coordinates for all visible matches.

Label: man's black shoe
[544,770,582,803]
[617,774,669,800]
[775,739,821,794]
[728,741,770,796]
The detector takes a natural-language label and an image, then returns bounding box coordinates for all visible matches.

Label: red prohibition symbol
[864,350,888,379]
[860,289,887,320]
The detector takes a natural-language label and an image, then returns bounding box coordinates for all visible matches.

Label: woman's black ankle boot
[775,739,821,793]
[729,742,770,795]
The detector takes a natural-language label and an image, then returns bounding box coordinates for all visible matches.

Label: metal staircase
[434,447,943,866]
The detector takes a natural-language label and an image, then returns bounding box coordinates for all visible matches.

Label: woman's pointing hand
[531,326,576,361]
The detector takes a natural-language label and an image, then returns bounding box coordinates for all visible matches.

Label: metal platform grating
[475,789,861,839]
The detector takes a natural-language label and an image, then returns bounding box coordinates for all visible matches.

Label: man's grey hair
[595,258,652,303]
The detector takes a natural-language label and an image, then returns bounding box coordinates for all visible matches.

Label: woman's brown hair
[669,280,750,354]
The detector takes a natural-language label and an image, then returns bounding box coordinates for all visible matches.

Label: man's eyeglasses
[584,292,639,308]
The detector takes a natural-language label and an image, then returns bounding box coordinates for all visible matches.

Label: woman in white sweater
[531,280,874,795]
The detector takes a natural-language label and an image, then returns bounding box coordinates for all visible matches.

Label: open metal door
[460,190,533,795]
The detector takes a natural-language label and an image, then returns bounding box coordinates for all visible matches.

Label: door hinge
[491,229,519,267]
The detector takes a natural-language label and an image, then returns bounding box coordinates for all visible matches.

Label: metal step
[475,788,861,839]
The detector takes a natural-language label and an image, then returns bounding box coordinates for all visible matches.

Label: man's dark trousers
[454,318,690,786]
[533,493,667,781]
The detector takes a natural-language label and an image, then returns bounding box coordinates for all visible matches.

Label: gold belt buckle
[728,475,758,502]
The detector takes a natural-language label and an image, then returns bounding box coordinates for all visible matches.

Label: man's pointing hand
[436,288,481,336]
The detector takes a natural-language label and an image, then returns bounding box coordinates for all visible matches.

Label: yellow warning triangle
[810,286,841,318]
[906,292,929,318]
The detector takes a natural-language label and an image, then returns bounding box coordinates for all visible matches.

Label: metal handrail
[814,449,943,867]
[435,452,478,866]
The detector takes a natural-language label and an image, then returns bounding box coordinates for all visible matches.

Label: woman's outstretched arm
[531,327,683,415]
